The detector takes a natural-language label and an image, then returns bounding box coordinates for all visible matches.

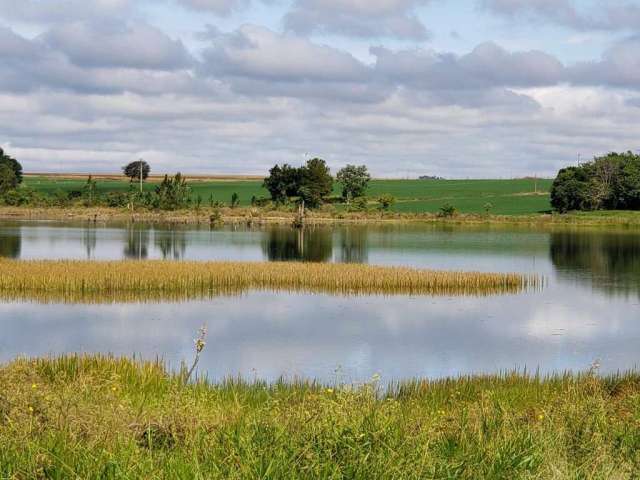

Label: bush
[105,192,128,208]
[377,194,396,211]
[348,196,369,212]
[438,203,457,218]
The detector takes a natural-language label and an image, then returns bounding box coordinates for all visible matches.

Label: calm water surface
[1,220,639,382]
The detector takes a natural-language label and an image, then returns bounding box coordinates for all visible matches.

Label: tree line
[551,152,640,213]
[0,151,380,212]
[263,159,372,208]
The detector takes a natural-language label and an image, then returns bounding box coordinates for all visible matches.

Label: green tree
[123,160,151,183]
[263,164,301,204]
[0,148,22,184]
[550,166,591,213]
[231,192,240,208]
[337,165,371,202]
[583,153,624,209]
[299,158,333,208]
[618,153,640,209]
[0,164,17,195]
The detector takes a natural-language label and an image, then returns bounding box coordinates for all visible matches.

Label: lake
[1,220,639,383]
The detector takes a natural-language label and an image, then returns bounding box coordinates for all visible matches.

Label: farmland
[23,175,553,215]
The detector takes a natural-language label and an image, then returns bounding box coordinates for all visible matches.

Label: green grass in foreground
[24,177,553,215]
[2,355,640,478]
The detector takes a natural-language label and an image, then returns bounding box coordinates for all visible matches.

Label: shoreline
[1,205,640,228]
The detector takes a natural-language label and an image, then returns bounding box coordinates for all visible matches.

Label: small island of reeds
[0,355,637,478]
[0,259,539,302]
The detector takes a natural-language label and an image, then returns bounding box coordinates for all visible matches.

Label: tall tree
[337,165,371,202]
[299,158,333,208]
[0,148,22,184]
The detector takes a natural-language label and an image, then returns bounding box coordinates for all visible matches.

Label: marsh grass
[0,259,540,303]
[1,354,640,479]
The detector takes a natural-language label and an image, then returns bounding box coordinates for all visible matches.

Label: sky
[1,0,640,178]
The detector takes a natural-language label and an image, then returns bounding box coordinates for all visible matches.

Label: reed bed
[0,259,540,303]
[1,354,639,478]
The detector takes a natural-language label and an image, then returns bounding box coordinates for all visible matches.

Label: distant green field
[23,177,552,215]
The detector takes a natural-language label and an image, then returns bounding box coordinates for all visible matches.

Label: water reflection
[550,231,640,297]
[155,229,187,260]
[0,287,638,383]
[261,227,333,262]
[83,227,97,259]
[0,230,20,258]
[123,227,149,260]
[336,228,368,263]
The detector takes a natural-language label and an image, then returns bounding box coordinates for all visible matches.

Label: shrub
[438,203,457,218]
[105,192,128,208]
[377,194,396,211]
[348,196,369,212]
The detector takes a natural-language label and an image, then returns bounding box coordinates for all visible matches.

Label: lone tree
[337,165,371,202]
[0,148,22,185]
[123,160,150,183]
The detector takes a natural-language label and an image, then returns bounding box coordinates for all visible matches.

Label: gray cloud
[41,22,193,70]
[480,0,640,31]
[0,0,133,24]
[568,35,640,88]
[372,42,564,90]
[198,25,390,102]
[284,0,431,39]
[176,0,251,15]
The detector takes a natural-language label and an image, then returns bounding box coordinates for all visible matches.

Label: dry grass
[0,259,539,303]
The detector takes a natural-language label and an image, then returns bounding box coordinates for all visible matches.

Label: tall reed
[0,259,541,303]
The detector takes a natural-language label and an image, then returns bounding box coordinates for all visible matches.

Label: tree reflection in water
[155,229,187,260]
[550,231,640,297]
[123,226,149,260]
[262,227,333,262]
[0,231,20,259]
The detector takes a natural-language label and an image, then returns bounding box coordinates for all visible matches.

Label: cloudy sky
[1,0,640,178]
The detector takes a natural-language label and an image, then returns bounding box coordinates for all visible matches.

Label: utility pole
[139,158,144,194]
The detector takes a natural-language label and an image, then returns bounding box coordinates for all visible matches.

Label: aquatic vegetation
[0,259,540,303]
[0,354,638,478]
